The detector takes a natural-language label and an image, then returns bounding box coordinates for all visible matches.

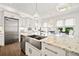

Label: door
[4,17,19,44]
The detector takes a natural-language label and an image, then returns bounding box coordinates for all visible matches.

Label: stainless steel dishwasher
[4,17,19,45]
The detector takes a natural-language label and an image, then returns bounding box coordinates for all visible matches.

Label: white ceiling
[0,3,79,18]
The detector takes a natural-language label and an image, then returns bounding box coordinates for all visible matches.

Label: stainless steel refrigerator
[4,17,19,45]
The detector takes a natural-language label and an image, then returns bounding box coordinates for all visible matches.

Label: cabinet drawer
[43,49,59,56]
[67,51,79,56]
[42,42,66,56]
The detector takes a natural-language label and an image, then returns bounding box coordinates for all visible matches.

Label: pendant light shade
[33,3,40,19]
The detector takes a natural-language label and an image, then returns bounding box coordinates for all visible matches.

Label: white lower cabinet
[25,42,41,56]
[25,42,79,56]
[42,42,66,56]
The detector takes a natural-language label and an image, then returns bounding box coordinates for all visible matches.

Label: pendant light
[33,3,40,20]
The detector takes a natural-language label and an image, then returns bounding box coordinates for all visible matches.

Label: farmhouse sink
[27,35,47,50]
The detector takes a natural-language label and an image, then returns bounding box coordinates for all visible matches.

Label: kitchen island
[20,33,79,56]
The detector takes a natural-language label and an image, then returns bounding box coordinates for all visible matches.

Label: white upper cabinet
[65,18,75,27]
[56,20,64,27]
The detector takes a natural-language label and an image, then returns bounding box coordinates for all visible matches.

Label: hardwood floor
[0,41,25,56]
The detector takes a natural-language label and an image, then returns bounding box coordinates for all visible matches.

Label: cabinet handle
[45,47,58,54]
[45,54,47,56]
[29,48,32,54]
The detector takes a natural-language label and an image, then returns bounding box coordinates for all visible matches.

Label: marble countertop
[42,36,79,54]
[21,32,28,36]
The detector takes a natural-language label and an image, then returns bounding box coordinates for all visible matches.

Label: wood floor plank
[0,42,25,56]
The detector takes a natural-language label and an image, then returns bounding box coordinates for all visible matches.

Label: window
[57,20,64,27]
[65,18,75,27]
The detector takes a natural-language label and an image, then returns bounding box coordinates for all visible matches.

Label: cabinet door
[42,42,66,56]
[0,35,4,46]
[25,42,30,55]
[25,42,41,56]
[43,49,58,56]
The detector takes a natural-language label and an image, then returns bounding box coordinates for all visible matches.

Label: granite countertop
[42,36,79,54]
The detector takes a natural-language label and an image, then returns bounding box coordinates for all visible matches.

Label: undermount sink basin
[28,35,37,38]
[28,35,46,40]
